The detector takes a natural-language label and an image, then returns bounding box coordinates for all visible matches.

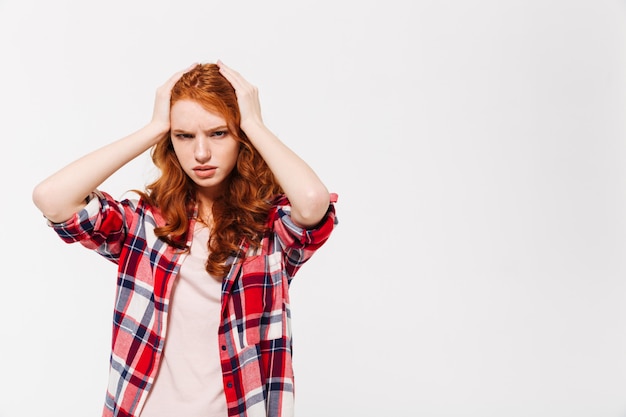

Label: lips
[193,166,217,179]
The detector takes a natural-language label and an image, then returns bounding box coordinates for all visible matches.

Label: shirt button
[227,382,233,388]
[221,345,227,351]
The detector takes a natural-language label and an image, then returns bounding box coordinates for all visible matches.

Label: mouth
[193,166,217,179]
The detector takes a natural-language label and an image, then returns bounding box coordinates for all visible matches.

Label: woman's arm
[217,61,331,228]
[32,65,193,223]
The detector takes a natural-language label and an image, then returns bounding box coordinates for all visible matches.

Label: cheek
[171,143,182,160]
[230,144,242,165]
[171,142,190,166]
[222,140,239,160]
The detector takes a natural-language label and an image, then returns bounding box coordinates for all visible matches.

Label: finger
[163,62,198,89]
[217,59,235,74]
[217,60,247,90]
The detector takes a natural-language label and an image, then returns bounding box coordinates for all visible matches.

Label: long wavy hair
[137,63,282,278]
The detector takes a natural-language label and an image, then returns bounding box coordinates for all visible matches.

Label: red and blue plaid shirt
[50,190,338,417]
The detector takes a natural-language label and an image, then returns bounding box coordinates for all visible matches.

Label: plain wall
[2,1,626,416]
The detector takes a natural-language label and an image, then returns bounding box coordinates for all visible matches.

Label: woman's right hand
[150,63,198,132]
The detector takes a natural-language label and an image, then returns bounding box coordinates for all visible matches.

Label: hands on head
[151,61,265,135]
[216,60,264,130]
[32,59,330,228]
[151,62,199,132]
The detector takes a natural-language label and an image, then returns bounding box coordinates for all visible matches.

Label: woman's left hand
[217,60,264,130]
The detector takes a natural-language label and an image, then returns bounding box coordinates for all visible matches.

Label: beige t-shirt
[140,224,227,417]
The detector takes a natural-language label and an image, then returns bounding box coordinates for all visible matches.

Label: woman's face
[170,99,239,199]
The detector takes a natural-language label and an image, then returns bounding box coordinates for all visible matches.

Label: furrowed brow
[205,125,229,133]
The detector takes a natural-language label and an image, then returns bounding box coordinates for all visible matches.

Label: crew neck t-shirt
[140,224,227,417]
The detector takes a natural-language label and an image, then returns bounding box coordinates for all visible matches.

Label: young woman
[32,61,338,417]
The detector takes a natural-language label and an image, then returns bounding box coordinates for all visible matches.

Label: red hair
[138,63,282,278]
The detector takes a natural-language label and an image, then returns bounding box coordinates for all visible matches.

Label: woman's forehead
[171,99,227,129]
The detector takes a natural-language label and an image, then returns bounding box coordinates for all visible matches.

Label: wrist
[141,122,170,146]
[240,119,267,137]
[146,120,170,136]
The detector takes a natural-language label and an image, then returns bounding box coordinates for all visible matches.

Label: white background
[1,1,626,416]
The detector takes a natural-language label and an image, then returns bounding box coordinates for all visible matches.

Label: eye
[174,133,194,139]
[212,130,229,138]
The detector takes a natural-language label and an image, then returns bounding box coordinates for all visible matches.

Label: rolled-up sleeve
[48,190,134,264]
[270,193,338,278]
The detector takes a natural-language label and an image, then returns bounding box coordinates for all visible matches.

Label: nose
[194,137,211,162]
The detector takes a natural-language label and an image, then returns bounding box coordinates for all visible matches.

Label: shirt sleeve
[269,193,338,279]
[47,190,136,264]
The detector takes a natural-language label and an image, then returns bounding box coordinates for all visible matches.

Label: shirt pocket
[236,251,288,348]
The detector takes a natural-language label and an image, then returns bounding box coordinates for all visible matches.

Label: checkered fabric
[50,190,338,417]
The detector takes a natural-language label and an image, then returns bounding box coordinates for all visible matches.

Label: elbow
[291,188,331,228]
[32,181,58,220]
[32,181,50,214]
[32,181,75,223]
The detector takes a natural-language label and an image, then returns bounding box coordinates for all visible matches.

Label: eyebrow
[171,125,229,134]
[207,125,229,133]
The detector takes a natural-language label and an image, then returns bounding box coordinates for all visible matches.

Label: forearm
[32,123,168,223]
[215,61,331,227]
[243,121,330,228]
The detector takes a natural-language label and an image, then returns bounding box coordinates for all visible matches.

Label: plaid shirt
[50,190,338,417]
